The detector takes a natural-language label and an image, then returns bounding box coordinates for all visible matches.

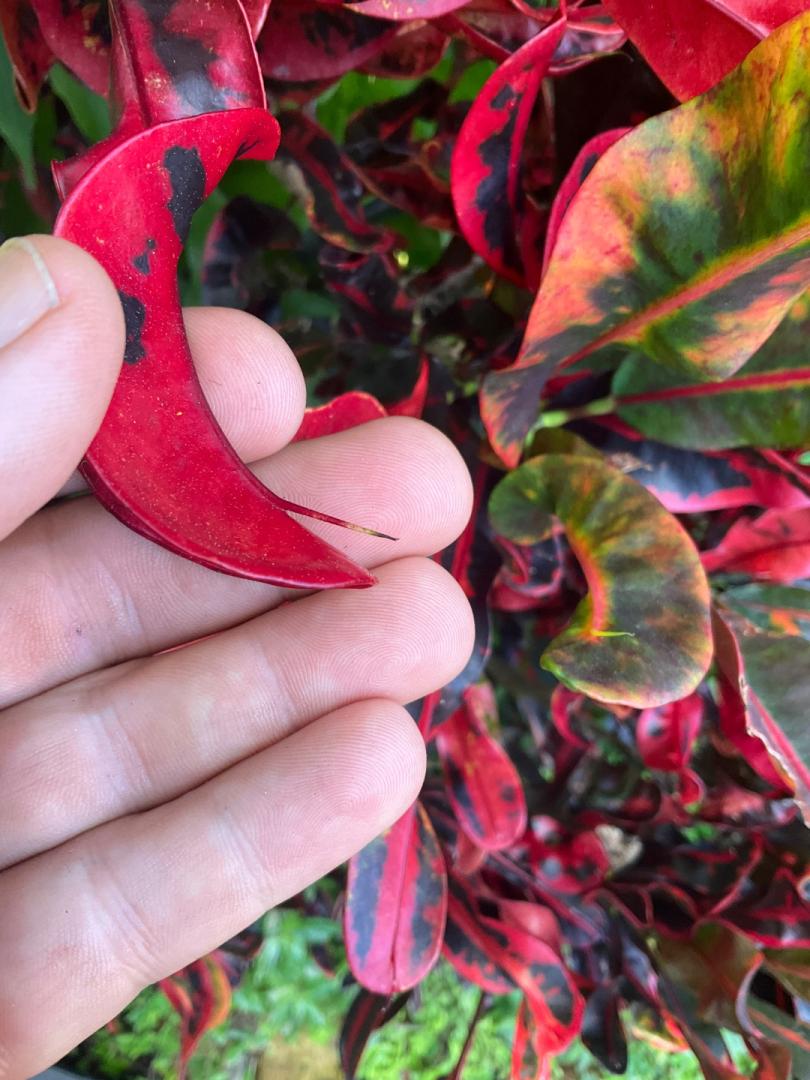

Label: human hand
[0,236,473,1077]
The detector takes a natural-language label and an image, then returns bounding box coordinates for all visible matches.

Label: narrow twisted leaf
[602,0,810,100]
[703,508,810,582]
[345,801,447,994]
[714,611,810,824]
[614,293,810,451]
[482,15,810,465]
[450,14,566,287]
[57,109,374,588]
[489,454,712,706]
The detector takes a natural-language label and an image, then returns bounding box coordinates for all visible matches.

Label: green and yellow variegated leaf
[614,293,810,450]
[482,13,810,466]
[489,454,712,707]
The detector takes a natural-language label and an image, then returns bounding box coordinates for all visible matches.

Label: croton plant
[3,0,810,1077]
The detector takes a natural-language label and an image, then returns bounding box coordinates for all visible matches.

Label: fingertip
[184,307,306,459]
[330,699,427,832]
[0,236,124,538]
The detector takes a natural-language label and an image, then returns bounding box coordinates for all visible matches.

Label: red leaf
[54,0,266,198]
[450,13,566,287]
[583,420,810,513]
[340,987,410,1079]
[718,672,790,792]
[636,692,703,774]
[57,108,375,589]
[703,508,810,582]
[542,128,630,275]
[388,356,430,418]
[444,879,584,1048]
[31,0,109,94]
[527,816,610,895]
[511,999,551,1080]
[436,687,528,852]
[258,0,398,82]
[292,392,387,442]
[348,0,471,18]
[240,0,271,37]
[345,801,447,994]
[359,22,449,78]
[0,1,52,109]
[159,937,259,1077]
[602,0,810,101]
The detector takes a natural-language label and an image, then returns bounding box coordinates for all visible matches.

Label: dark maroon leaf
[724,870,810,950]
[258,0,398,82]
[581,983,628,1074]
[276,111,393,253]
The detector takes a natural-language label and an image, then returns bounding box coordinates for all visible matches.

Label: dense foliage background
[2,1,810,1077]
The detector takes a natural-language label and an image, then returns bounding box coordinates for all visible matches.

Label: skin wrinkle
[0,419,473,710]
[0,559,473,869]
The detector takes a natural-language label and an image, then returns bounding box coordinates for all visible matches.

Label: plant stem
[538,396,617,428]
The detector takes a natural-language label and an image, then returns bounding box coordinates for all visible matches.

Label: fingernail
[0,237,60,350]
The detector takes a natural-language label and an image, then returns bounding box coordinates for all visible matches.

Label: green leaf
[489,454,712,707]
[0,34,35,187]
[49,63,110,144]
[714,611,810,825]
[745,998,810,1074]
[764,948,810,1000]
[481,13,810,466]
[721,583,810,639]
[613,293,810,450]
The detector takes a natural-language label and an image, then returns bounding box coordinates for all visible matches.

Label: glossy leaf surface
[345,801,447,993]
[715,612,810,824]
[451,15,565,287]
[703,509,810,583]
[614,294,810,451]
[489,454,712,706]
[57,110,373,588]
[259,0,397,82]
[436,688,528,851]
[482,16,810,465]
[602,0,810,100]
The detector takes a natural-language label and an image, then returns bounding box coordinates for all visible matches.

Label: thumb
[0,235,124,541]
